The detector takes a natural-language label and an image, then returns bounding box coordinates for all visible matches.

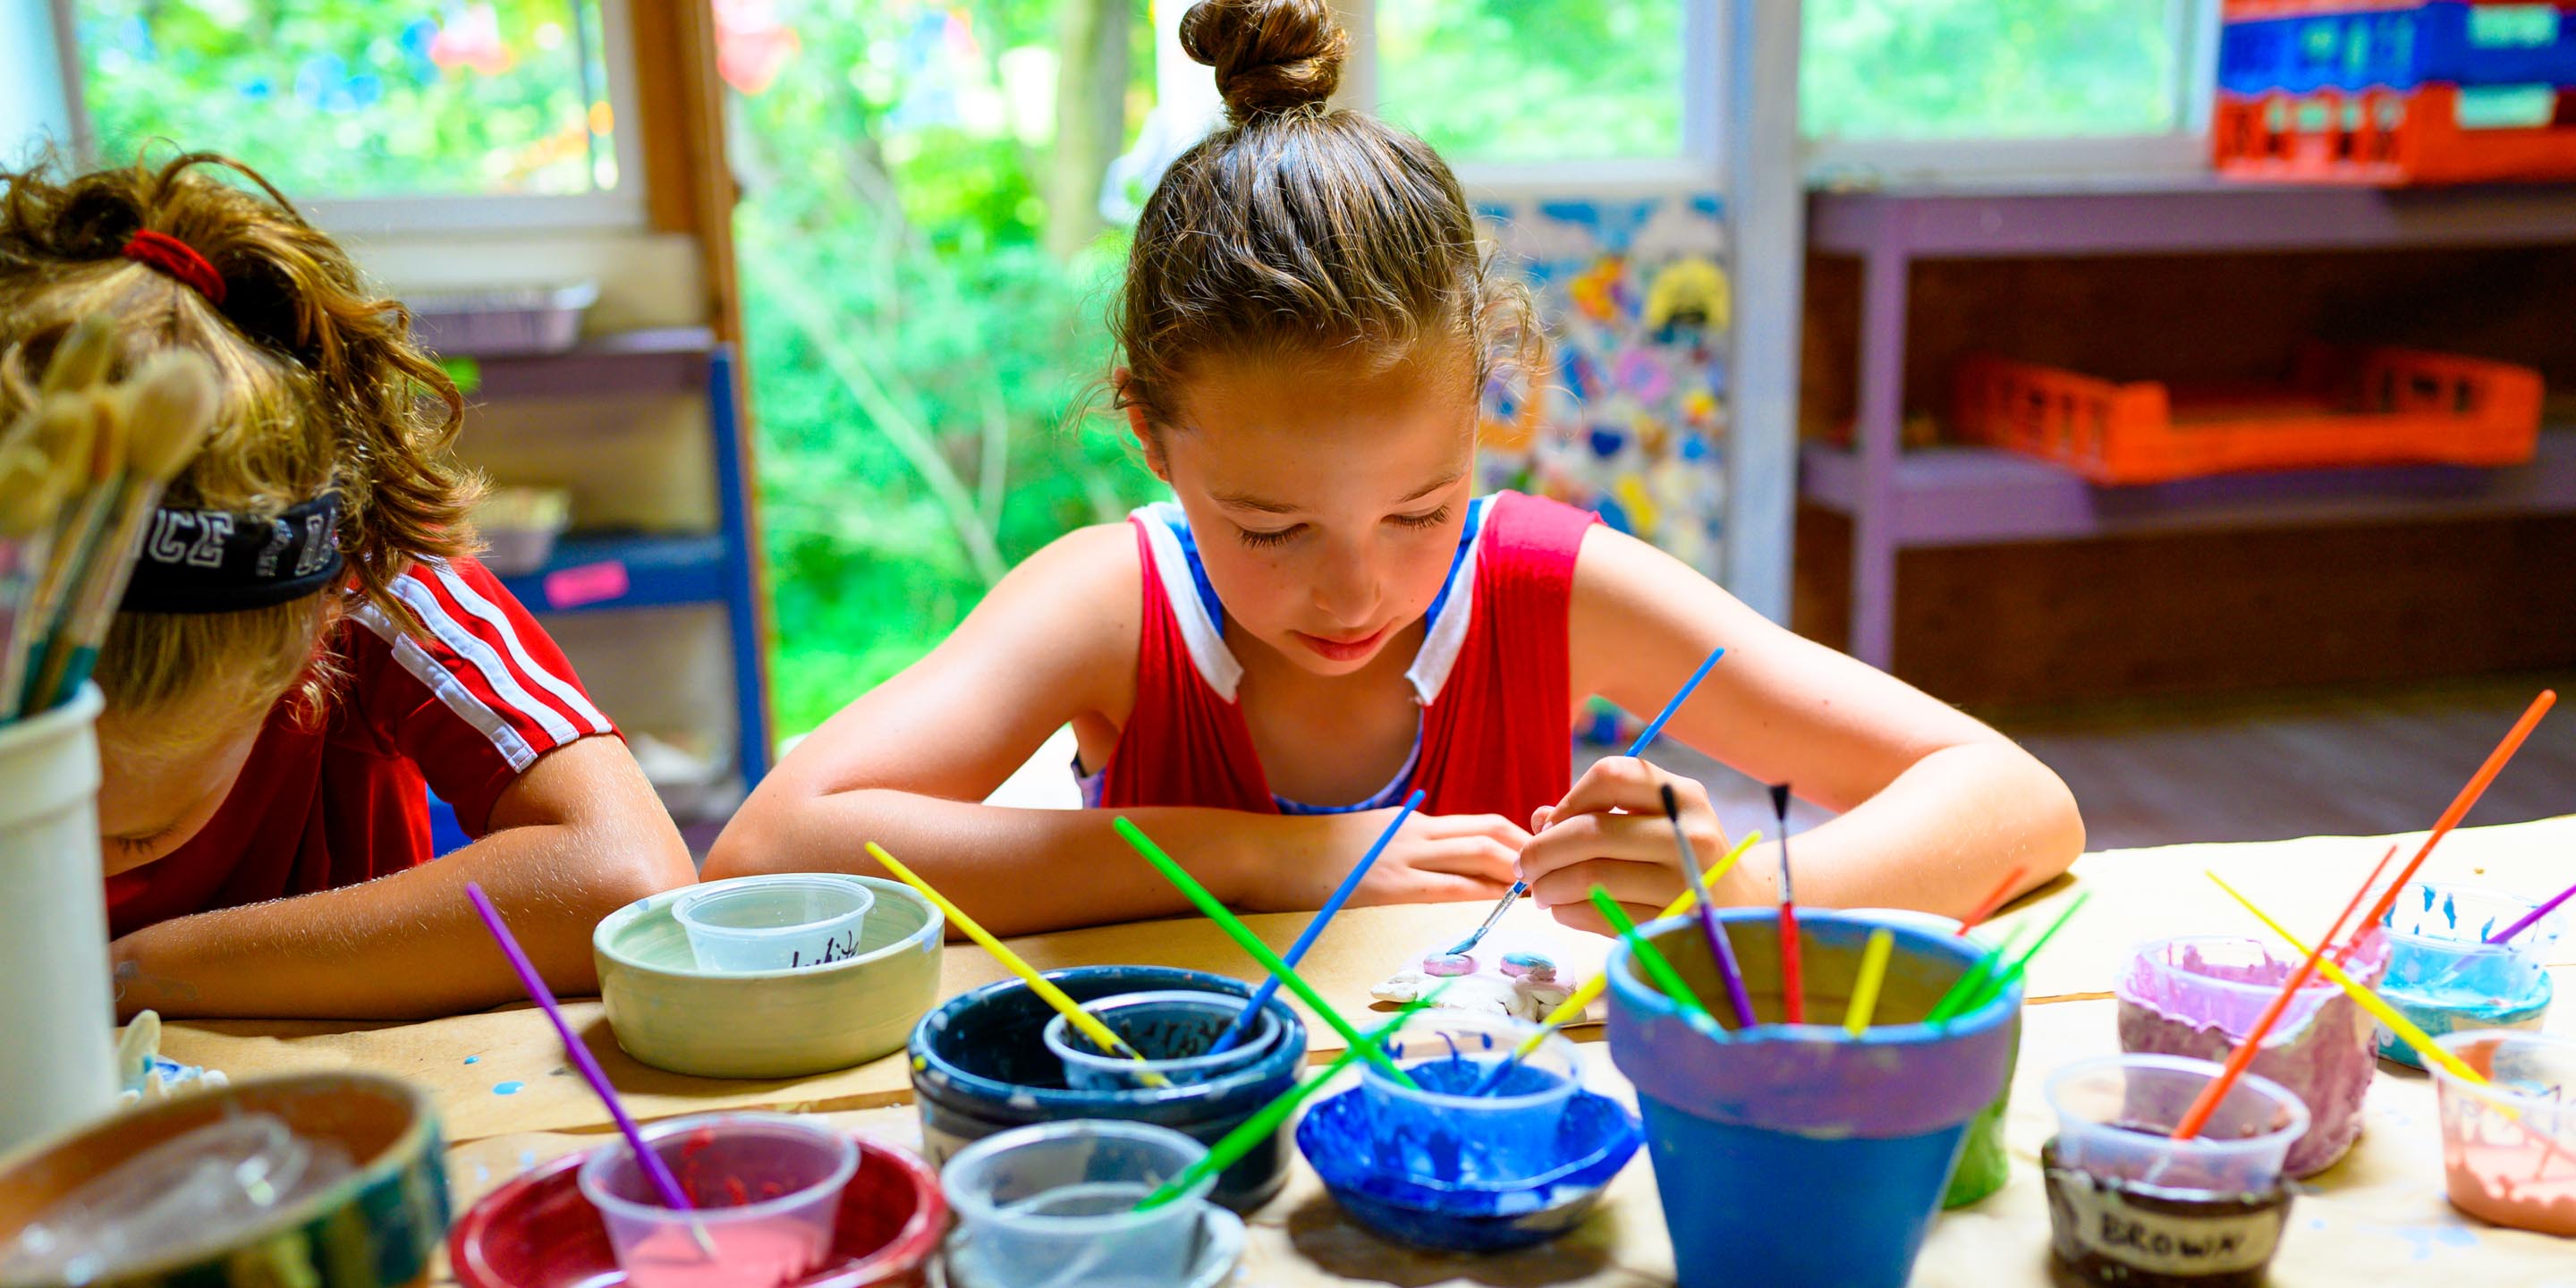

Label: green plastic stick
[1920,918,2030,1024]
[1131,983,1453,1212]
[1113,817,1419,1089]
[1589,887,1725,1035]
[1962,891,2090,1014]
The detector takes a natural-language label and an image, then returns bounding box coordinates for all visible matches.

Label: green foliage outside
[1805,0,2182,139]
[1376,0,1682,161]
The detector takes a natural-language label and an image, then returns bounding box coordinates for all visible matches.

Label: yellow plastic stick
[2207,872,2489,1086]
[868,843,1164,1087]
[1845,928,1895,1037]
[1521,831,1763,1052]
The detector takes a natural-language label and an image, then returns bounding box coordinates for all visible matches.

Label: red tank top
[1096,490,1597,822]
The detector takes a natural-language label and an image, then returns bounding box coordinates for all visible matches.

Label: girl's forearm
[109,821,679,1021]
[1719,741,2083,918]
[707,789,1324,937]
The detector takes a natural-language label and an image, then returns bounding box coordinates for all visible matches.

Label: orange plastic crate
[2216,84,2576,185]
[1952,347,2543,485]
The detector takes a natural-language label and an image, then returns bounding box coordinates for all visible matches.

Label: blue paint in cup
[2376,882,2561,1068]
[1607,910,2019,1288]
[1356,1012,1580,1184]
[909,966,1306,1212]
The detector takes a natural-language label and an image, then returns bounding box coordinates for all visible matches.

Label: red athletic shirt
[105,558,616,937]
[1095,489,1598,823]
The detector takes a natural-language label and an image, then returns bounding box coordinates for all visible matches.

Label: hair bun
[1180,0,1348,123]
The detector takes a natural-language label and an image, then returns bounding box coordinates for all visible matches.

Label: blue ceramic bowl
[909,965,1307,1212]
[1295,1084,1641,1252]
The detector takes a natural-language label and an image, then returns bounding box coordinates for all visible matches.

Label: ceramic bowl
[0,1072,448,1288]
[595,876,944,1080]
[449,1132,946,1288]
[1295,1084,1641,1252]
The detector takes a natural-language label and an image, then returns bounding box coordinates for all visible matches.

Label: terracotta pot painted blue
[1607,910,2020,1288]
[908,965,1306,1212]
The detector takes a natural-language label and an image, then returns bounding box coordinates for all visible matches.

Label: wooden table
[165,816,2576,1285]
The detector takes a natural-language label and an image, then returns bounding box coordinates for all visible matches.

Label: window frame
[1800,0,2225,188]
[48,0,650,235]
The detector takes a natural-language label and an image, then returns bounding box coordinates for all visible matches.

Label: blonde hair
[1114,0,1539,436]
[0,150,480,742]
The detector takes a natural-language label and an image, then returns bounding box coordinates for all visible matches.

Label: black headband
[120,493,345,614]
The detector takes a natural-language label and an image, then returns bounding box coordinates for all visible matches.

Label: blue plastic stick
[1445,645,1726,957]
[1210,789,1424,1055]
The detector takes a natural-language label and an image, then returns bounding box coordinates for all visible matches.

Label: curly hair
[1114,0,1540,436]
[0,149,481,742]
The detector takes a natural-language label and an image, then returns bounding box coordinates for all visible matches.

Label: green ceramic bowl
[595,875,945,1080]
[0,1072,448,1288]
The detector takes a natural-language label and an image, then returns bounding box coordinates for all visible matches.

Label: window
[1373,0,1690,163]
[1802,0,2218,177]
[58,0,640,225]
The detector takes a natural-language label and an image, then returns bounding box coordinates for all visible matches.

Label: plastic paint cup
[674,875,875,973]
[1041,990,1283,1092]
[1357,1012,1580,1184]
[1607,910,2020,1288]
[2432,1030,2576,1235]
[2116,934,2385,1177]
[577,1113,858,1288]
[941,1120,1214,1288]
[2377,883,2561,1068]
[2046,1055,2308,1194]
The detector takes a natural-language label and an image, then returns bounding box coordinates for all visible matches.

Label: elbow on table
[2018,751,2087,887]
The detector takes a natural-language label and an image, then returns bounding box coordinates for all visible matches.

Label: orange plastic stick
[2170,844,2395,1141]
[2336,690,2555,966]
[1956,865,2029,936]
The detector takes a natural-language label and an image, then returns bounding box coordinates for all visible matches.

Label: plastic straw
[1769,784,1804,1025]
[1112,818,1420,1089]
[1663,784,1756,1029]
[2487,876,2576,945]
[1589,887,1724,1035]
[1956,865,2029,935]
[1844,928,1894,1037]
[865,843,1165,1087]
[2338,690,2554,965]
[1517,831,1762,1050]
[1211,790,1421,1055]
[1446,644,1726,957]
[2170,844,2395,1141]
[1131,982,1453,1212]
[464,883,713,1256]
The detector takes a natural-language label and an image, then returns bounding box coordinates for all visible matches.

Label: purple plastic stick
[465,884,699,1218]
[2487,877,2576,945]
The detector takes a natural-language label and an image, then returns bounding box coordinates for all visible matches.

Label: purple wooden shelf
[1810,182,2576,260]
[1803,428,2576,548]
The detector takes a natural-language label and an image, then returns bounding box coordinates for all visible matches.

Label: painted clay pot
[0,1072,448,1288]
[909,966,1306,1212]
[1852,907,2017,1209]
[2042,1138,2295,1287]
[1607,911,2018,1288]
[2116,933,2391,1177]
[448,1132,945,1288]
[594,876,943,1080]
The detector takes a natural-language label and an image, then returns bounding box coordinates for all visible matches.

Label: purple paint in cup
[2115,934,2388,1178]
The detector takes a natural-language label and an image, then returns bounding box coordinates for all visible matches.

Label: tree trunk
[1044,0,1129,259]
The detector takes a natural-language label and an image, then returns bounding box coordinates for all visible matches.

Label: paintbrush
[865,843,1164,1085]
[1210,789,1422,1056]
[1132,981,1455,1212]
[1589,886,1725,1037]
[1472,831,1763,1095]
[2170,844,2396,1142]
[0,398,97,722]
[0,410,80,710]
[1938,891,2089,1021]
[1769,784,1804,1024]
[1844,928,1895,1036]
[13,390,123,716]
[1112,817,1421,1089]
[2334,691,2554,966]
[2486,875,2576,945]
[26,351,217,711]
[464,883,716,1258]
[1662,784,1755,1028]
[1447,644,1727,958]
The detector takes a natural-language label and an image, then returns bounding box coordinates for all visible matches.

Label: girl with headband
[0,152,692,1019]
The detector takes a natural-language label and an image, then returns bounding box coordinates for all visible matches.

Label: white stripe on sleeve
[353,602,538,771]
[432,564,614,735]
[389,574,582,747]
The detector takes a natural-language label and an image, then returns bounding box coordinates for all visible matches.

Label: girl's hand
[1251,809,1527,912]
[1517,758,1751,936]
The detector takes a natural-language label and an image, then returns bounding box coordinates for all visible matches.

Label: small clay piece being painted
[1371,947,1575,1021]
[2041,1139,2293,1287]
[1424,953,1477,977]
[1499,951,1556,981]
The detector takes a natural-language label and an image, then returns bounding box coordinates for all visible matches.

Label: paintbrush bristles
[123,352,220,481]
[37,316,119,398]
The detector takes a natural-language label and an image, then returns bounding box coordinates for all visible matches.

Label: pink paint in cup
[577,1113,858,1288]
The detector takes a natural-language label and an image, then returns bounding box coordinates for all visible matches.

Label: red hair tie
[122,230,226,306]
